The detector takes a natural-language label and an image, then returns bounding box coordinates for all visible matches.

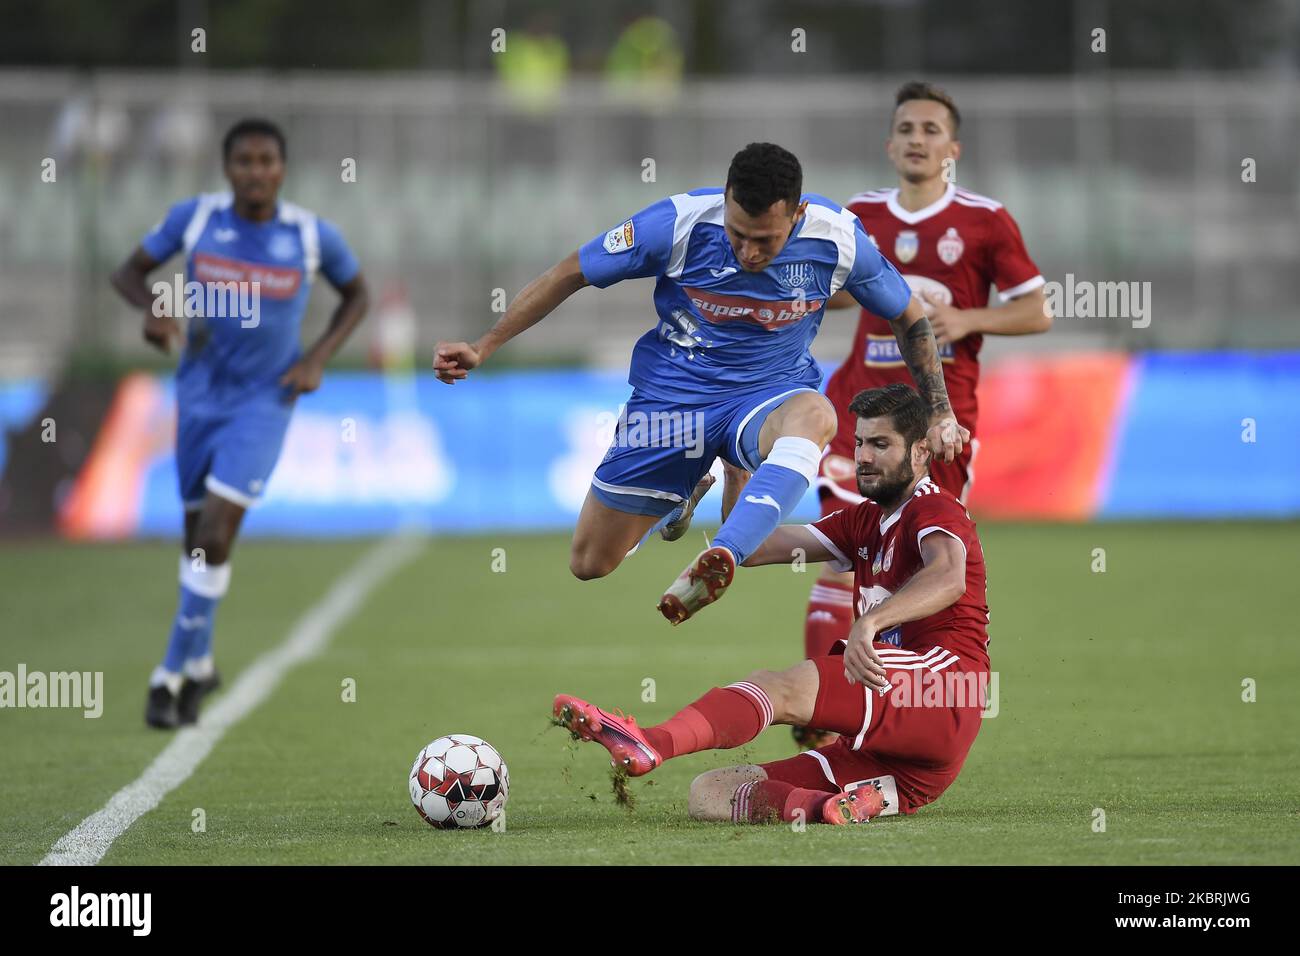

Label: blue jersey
[140,192,359,413]
[578,188,912,403]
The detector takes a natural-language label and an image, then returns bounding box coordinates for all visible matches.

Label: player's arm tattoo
[890,314,953,416]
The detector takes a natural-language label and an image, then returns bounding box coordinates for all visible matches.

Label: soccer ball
[408,734,509,829]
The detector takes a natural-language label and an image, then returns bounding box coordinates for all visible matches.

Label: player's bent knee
[744,665,814,725]
[805,395,838,445]
[689,766,767,821]
[688,770,735,821]
[743,668,786,714]
[775,394,837,448]
[568,549,618,581]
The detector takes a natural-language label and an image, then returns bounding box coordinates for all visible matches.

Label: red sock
[732,780,827,823]
[644,682,773,760]
[805,580,855,658]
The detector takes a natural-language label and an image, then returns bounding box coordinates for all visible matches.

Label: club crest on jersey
[883,542,895,572]
[895,230,919,264]
[937,227,964,265]
[269,233,298,261]
[780,261,813,289]
[872,550,884,575]
[604,220,635,254]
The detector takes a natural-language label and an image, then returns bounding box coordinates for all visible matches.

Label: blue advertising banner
[63,352,1300,538]
[131,369,827,536]
[1100,352,1300,518]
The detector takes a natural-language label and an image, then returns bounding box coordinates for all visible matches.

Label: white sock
[150,666,183,694]
[183,655,215,681]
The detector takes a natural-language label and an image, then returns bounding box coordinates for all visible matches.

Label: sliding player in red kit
[554,385,991,824]
[791,83,1049,746]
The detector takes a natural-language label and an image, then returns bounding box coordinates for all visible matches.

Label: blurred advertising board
[58,353,1300,538]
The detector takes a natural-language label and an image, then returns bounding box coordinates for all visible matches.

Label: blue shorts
[591,382,817,517]
[176,398,293,511]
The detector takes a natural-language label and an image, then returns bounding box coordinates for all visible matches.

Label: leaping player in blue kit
[110,119,369,728]
[434,143,967,624]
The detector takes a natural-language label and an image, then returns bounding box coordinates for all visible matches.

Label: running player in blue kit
[434,143,966,624]
[110,119,369,728]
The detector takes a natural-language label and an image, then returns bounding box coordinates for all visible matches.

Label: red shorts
[816,439,979,518]
[758,649,988,815]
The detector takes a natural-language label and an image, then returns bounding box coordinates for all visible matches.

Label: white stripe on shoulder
[666,192,726,279]
[917,524,968,560]
[953,196,1002,213]
[913,476,941,497]
[797,202,858,295]
[954,187,1003,203]
[181,192,232,255]
[846,189,891,205]
[279,200,321,278]
[953,188,1003,211]
[998,274,1046,302]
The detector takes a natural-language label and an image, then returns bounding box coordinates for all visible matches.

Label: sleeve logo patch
[603,220,635,254]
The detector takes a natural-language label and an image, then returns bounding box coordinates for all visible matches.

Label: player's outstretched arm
[281,272,371,397]
[742,525,837,569]
[887,297,969,462]
[110,246,181,354]
[434,250,589,384]
[843,532,967,685]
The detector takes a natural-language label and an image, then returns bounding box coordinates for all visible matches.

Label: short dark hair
[725,142,803,216]
[894,81,961,136]
[222,118,286,161]
[848,383,929,450]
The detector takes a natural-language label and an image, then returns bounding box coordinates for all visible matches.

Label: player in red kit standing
[554,385,991,824]
[789,83,1050,744]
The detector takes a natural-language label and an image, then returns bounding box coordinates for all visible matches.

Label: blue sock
[712,437,822,565]
[157,555,231,679]
[161,586,219,672]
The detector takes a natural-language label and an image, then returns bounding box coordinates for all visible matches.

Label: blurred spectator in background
[495,16,570,114]
[605,15,683,105]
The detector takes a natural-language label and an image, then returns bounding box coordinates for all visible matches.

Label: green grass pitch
[2,522,1298,865]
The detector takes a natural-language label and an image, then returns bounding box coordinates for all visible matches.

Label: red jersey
[807,475,990,667]
[828,183,1043,439]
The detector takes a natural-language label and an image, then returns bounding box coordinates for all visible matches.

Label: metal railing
[1,70,1296,376]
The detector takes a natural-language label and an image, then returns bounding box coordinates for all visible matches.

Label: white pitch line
[40,532,425,866]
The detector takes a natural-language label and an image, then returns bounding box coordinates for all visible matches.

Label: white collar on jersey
[886,183,956,225]
[878,476,940,534]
